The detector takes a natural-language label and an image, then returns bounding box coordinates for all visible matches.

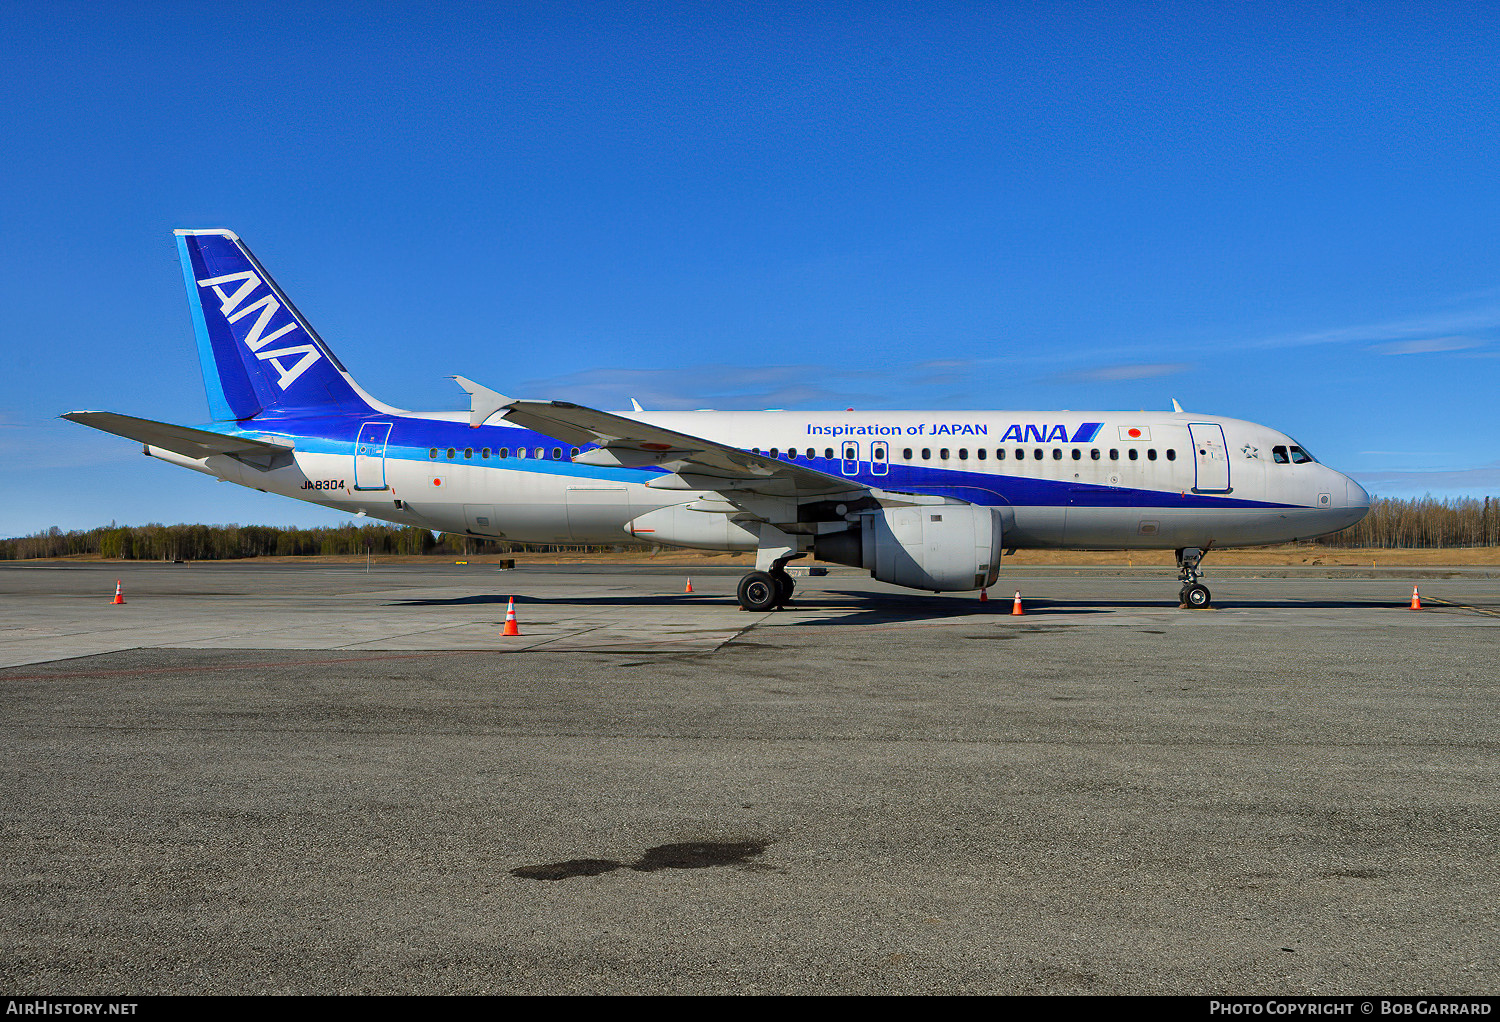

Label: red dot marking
[1128,428,1141,438]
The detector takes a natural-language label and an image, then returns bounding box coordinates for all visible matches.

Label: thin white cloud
[1050,362,1193,384]
[1355,463,1500,494]
[1248,304,1500,352]
[1373,336,1485,356]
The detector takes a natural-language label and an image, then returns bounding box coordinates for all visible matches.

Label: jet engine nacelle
[815,504,1004,592]
[623,503,759,550]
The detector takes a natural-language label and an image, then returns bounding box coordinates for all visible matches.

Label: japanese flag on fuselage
[1118,426,1151,441]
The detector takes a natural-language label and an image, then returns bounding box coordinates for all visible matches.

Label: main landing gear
[1177,547,1211,609]
[737,567,795,612]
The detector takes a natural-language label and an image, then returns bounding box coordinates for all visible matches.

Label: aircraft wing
[62,411,295,468]
[453,377,866,500]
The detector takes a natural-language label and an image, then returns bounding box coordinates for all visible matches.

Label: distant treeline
[0,522,641,561]
[1313,495,1499,549]
[1,496,1496,560]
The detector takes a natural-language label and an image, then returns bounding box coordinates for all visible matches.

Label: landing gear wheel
[770,569,795,606]
[737,571,781,612]
[1183,583,1212,609]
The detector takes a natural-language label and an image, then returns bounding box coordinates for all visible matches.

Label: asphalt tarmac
[2,561,1497,994]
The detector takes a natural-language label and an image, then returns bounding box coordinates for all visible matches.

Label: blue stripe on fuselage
[215,412,1305,510]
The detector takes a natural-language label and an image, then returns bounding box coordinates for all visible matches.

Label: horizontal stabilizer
[62,411,295,469]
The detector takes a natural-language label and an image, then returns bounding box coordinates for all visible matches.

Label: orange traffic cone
[979,588,988,602]
[685,578,694,594]
[502,597,522,635]
[1410,586,1422,611]
[111,580,125,605]
[1011,591,1024,616]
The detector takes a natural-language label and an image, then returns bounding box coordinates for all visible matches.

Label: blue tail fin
[175,229,376,422]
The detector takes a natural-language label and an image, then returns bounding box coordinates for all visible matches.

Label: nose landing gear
[1177,547,1211,609]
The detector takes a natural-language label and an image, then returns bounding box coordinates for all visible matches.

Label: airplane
[65,229,1371,611]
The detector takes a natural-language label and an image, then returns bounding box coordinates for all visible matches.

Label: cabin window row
[900,447,1175,462]
[428,446,582,461]
[751,446,1176,463]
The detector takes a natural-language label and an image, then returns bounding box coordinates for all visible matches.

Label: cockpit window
[1288,445,1314,464]
[1272,445,1290,464]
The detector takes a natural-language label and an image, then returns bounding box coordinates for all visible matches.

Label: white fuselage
[147,408,1370,552]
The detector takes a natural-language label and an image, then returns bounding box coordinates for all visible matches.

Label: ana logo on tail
[195,269,324,390]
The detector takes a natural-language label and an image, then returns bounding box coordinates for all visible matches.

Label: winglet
[451,376,513,428]
[1171,398,1184,413]
[630,398,645,412]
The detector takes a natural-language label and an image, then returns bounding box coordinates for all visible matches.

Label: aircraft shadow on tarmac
[390,590,1395,622]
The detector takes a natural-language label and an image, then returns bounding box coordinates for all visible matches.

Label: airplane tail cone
[685,578,693,594]
[111,580,125,605]
[502,597,522,636]
[1410,586,1422,611]
[1011,591,1024,616]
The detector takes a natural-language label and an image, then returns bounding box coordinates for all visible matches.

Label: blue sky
[4,2,1499,536]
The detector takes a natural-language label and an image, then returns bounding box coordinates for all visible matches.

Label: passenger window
[516,448,527,459]
[1052,449,1062,460]
[552,447,562,460]
[498,448,509,459]
[787,449,797,460]
[1289,446,1314,464]
[996,449,1005,461]
[535,448,545,459]
[922,448,931,460]
[940,448,949,460]
[806,448,815,459]
[1090,449,1100,461]
[1272,445,1289,464]
[1147,449,1157,461]
[1034,448,1043,460]
[464,448,473,459]
[446,448,456,459]
[873,447,886,461]
[958,448,967,460]
[824,448,834,460]
[1071,449,1081,460]
[770,448,780,458]
[1166,449,1176,461]
[903,448,913,460]
[751,448,761,455]
[977,448,987,461]
[570,447,580,458]
[482,448,491,459]
[1110,449,1119,461]
[428,448,438,459]
[1128,448,1139,461]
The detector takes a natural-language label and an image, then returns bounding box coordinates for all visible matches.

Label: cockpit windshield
[1271,442,1317,465]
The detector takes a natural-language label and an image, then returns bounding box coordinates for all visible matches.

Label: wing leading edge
[452,376,866,500]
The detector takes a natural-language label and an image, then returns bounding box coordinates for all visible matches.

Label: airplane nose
[1345,477,1371,513]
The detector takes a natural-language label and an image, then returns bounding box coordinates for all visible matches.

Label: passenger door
[353,422,393,490]
[1188,423,1231,492]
